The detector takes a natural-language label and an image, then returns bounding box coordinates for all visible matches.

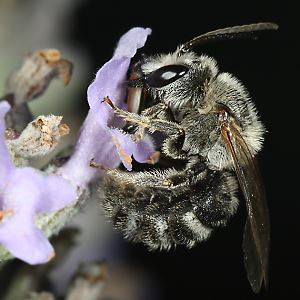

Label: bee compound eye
[146,64,189,88]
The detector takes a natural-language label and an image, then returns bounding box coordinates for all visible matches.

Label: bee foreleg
[141,102,174,121]
[105,167,191,191]
[103,96,184,138]
[103,96,149,126]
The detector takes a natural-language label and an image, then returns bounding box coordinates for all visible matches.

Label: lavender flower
[0,101,76,264]
[60,27,154,184]
[0,27,154,266]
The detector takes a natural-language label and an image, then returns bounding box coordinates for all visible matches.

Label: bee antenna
[178,22,278,55]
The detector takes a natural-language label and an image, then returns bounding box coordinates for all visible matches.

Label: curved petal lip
[62,27,153,183]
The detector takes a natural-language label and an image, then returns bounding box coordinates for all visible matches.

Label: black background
[68,1,298,299]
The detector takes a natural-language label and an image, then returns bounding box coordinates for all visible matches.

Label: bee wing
[220,117,269,293]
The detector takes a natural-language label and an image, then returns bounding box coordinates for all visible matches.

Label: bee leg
[106,157,204,191]
[162,134,187,160]
[123,102,175,142]
[103,96,150,127]
[102,96,148,142]
[104,96,172,121]
[141,102,174,121]
[137,101,177,133]
[103,96,184,138]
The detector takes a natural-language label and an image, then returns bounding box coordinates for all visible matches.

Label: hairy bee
[99,23,277,293]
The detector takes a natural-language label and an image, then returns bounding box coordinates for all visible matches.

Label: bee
[99,23,278,293]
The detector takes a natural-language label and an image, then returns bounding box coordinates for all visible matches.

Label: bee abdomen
[102,169,238,250]
[168,211,212,248]
[106,201,212,251]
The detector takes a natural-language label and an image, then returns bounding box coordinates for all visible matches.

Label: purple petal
[3,167,76,214]
[0,167,75,264]
[0,217,54,264]
[61,28,153,186]
[87,58,129,113]
[87,27,151,109]
[132,134,157,163]
[113,27,152,59]
[37,173,77,213]
[0,102,76,264]
[110,129,156,171]
[59,109,121,187]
